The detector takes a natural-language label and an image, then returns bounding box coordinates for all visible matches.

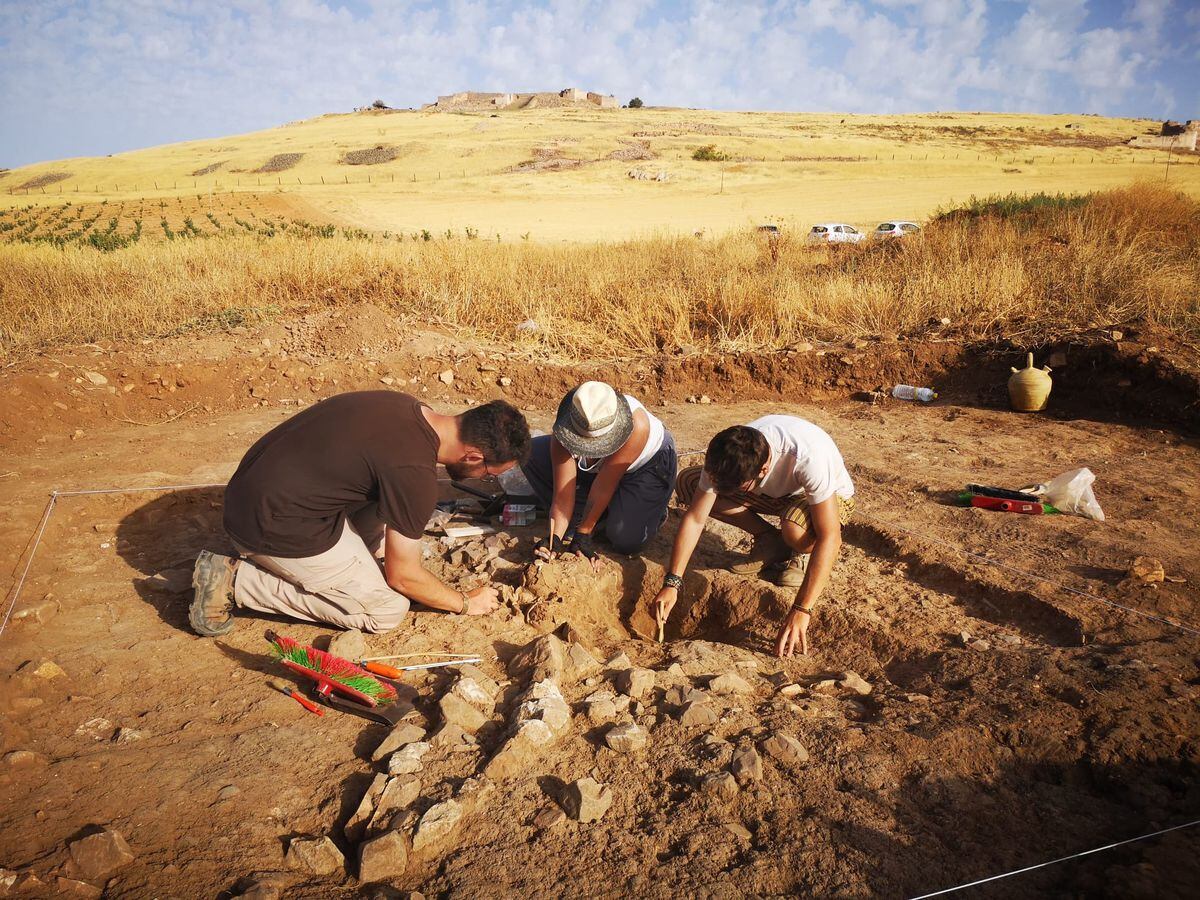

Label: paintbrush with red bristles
[265,630,398,708]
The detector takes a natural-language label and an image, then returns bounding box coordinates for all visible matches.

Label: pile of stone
[626,169,671,181]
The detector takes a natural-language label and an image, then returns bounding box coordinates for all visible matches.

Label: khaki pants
[232,507,410,634]
[675,465,855,532]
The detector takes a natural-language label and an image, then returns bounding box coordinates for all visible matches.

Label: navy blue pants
[519,433,678,555]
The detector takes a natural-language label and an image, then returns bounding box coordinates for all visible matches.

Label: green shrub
[692,144,730,162]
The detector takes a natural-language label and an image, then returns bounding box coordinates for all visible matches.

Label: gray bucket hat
[553,381,633,459]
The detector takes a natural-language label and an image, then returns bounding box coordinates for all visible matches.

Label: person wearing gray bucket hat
[520,381,677,561]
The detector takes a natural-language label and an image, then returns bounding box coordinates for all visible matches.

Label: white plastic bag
[1044,467,1105,521]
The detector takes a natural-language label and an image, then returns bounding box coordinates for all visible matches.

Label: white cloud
[0,0,1195,166]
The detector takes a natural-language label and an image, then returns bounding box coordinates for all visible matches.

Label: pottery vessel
[1008,352,1052,412]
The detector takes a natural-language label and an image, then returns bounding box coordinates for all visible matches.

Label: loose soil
[1,310,1198,898]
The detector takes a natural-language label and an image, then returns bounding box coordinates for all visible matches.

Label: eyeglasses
[480,462,500,485]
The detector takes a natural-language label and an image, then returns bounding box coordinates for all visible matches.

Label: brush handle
[363,661,403,679]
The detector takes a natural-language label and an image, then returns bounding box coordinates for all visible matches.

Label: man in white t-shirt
[653,416,855,657]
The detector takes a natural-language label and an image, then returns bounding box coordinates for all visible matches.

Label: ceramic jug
[1008,352,1052,412]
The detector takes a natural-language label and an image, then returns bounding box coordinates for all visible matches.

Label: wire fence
[5,150,1198,196]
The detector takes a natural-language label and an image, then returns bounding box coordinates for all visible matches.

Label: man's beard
[444,461,476,481]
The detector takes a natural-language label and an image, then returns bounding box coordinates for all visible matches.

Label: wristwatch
[663,573,683,590]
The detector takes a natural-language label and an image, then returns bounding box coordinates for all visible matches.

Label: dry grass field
[1,183,1197,359]
[3,107,1198,240]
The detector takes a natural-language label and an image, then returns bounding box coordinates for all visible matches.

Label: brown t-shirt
[224,392,440,557]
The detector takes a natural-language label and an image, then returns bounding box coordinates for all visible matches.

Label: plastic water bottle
[892,384,938,402]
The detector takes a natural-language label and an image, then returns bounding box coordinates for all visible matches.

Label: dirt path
[2,359,1199,897]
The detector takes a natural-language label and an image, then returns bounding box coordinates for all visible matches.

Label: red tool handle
[969,495,1043,515]
[289,690,325,716]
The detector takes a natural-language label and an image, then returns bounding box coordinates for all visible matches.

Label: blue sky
[1,0,1197,168]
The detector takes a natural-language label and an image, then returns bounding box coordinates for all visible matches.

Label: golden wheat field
[2,107,1198,240]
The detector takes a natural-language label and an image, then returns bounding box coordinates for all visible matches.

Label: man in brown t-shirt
[189,392,531,636]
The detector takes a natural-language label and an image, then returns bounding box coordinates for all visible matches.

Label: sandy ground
[1,319,1198,898]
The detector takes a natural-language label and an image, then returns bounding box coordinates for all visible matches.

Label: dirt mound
[254,153,304,173]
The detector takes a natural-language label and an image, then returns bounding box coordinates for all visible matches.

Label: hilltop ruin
[428,87,618,112]
[1128,120,1198,151]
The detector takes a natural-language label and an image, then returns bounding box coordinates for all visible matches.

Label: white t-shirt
[625,395,666,472]
[698,415,854,504]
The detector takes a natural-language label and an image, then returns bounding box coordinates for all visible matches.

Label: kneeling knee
[359,593,410,633]
[605,523,649,556]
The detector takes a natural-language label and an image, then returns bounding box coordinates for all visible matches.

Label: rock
[708,673,753,695]
[837,672,872,696]
[345,774,389,842]
[386,742,430,775]
[32,660,66,680]
[113,728,147,744]
[779,683,804,698]
[567,643,601,676]
[533,807,566,829]
[4,750,45,768]
[1129,556,1165,585]
[231,872,292,900]
[722,822,752,841]
[369,776,421,831]
[54,878,101,899]
[438,369,455,385]
[75,718,114,741]
[615,667,655,699]
[66,828,135,882]
[371,723,427,762]
[412,799,462,851]
[605,722,647,753]
[670,641,741,676]
[12,873,46,895]
[438,676,496,733]
[678,701,719,727]
[516,680,572,734]
[968,639,991,652]
[327,629,367,662]
[10,596,58,625]
[586,698,618,724]
[605,652,632,671]
[508,634,566,682]
[285,835,344,875]
[560,777,613,823]
[701,771,739,800]
[84,371,108,386]
[358,830,409,882]
[664,685,707,708]
[457,663,500,697]
[0,868,16,894]
[216,785,242,802]
[483,719,556,779]
[730,746,763,785]
[760,732,809,768]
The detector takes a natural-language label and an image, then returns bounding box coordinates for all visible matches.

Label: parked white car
[806,223,864,244]
[872,220,921,239]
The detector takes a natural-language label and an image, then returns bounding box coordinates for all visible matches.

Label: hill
[3,107,1197,240]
